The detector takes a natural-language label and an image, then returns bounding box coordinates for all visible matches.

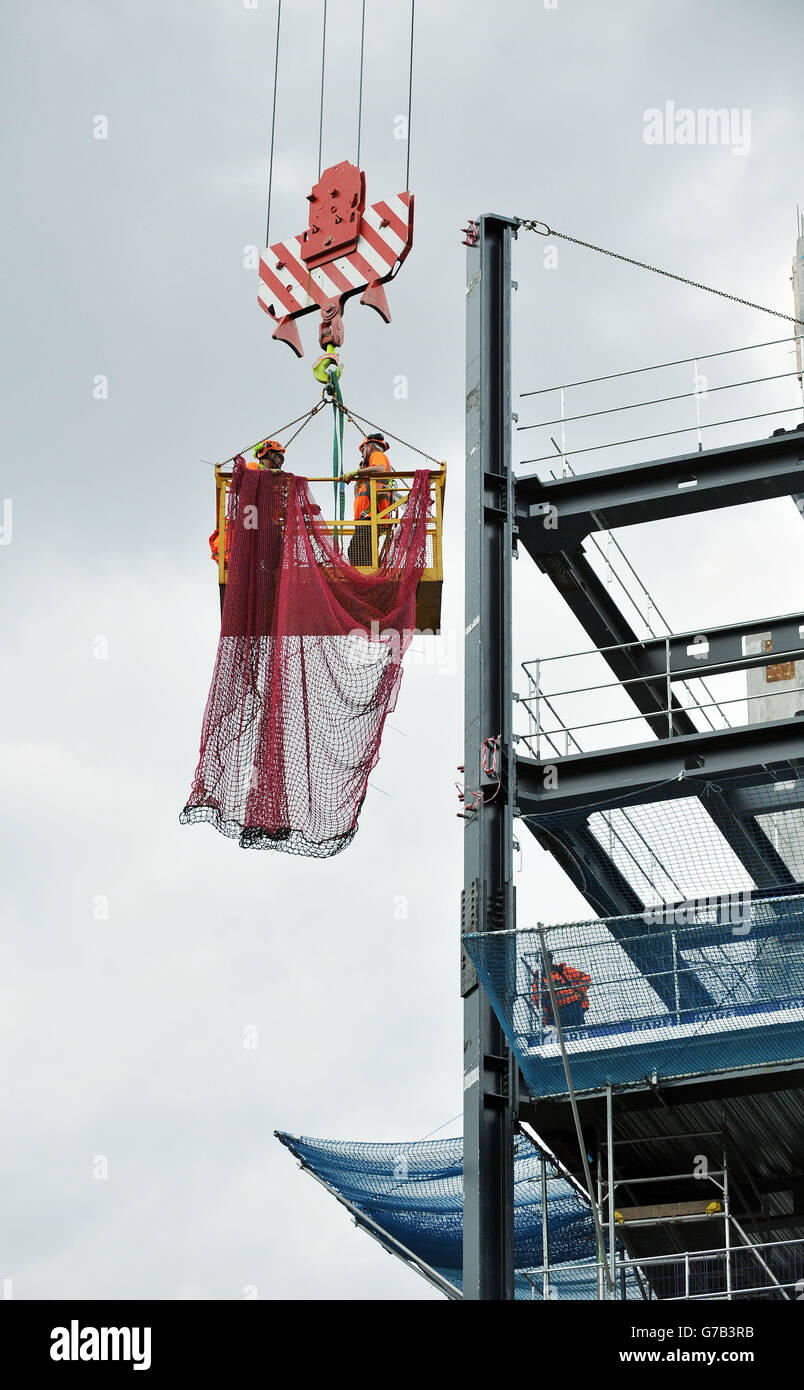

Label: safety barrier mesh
[181,464,431,855]
[275,1130,600,1297]
[526,772,804,916]
[463,894,804,1097]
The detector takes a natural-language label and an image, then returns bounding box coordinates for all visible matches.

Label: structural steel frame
[516,719,804,816]
[517,430,804,554]
[463,214,804,1300]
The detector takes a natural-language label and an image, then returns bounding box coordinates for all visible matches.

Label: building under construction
[279,213,804,1301]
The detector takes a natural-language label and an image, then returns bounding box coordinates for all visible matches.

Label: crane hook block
[258,160,414,358]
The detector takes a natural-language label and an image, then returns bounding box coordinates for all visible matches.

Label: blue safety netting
[463,893,804,1098]
[525,773,804,921]
[276,1130,602,1298]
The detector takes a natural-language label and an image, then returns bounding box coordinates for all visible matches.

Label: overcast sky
[3,0,803,1301]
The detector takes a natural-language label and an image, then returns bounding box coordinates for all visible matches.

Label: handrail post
[434,469,443,579]
[370,477,379,568]
[723,1130,733,1300]
[217,470,227,585]
[533,658,541,759]
[665,636,672,739]
[693,356,704,452]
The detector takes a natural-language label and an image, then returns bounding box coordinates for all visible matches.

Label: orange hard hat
[255,438,285,459]
[359,432,389,453]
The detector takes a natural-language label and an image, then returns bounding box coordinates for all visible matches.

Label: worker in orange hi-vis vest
[344,433,395,567]
[209,439,287,564]
[534,950,592,1029]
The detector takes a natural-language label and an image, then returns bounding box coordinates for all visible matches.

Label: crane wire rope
[266,2,415,246]
[356,0,366,166]
[405,0,415,188]
[317,0,328,180]
[264,0,282,246]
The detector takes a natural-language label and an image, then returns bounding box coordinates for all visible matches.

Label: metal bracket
[460,880,481,996]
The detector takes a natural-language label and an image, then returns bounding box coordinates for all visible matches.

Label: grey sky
[2,0,803,1299]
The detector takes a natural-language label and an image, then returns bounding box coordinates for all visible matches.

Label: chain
[516,219,804,328]
[216,397,442,471]
[283,399,327,447]
[217,404,325,466]
[334,401,444,466]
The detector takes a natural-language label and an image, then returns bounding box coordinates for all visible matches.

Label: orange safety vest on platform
[354,452,393,520]
[209,527,231,564]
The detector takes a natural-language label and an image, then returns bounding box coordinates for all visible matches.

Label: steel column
[462,214,518,1300]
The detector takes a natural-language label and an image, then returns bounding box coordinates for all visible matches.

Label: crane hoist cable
[405,0,415,189]
[356,0,366,166]
[265,0,416,253]
[258,2,417,356]
[322,0,414,186]
[264,0,282,246]
[317,0,328,180]
[516,218,804,328]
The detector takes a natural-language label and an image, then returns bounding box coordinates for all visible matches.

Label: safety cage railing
[213,462,446,631]
[518,618,804,761]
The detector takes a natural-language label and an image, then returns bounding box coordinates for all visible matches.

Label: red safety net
[181,463,432,856]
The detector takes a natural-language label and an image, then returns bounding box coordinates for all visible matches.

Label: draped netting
[275,1130,602,1298]
[181,463,432,856]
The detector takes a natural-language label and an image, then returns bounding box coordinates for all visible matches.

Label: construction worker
[534,952,591,1029]
[209,438,288,604]
[344,433,395,566]
[210,441,287,563]
[209,528,229,566]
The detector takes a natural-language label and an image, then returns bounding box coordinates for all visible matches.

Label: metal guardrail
[517,334,804,469]
[519,622,804,759]
[213,463,445,581]
[521,1235,804,1301]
